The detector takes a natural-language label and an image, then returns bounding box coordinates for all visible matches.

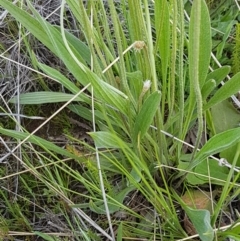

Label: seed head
[133,41,145,52]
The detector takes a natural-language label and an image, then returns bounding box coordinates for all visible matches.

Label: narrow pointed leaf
[133,91,161,141]
[9,92,84,104]
[205,66,231,86]
[204,72,240,110]
[201,79,216,101]
[117,222,123,241]
[89,131,128,149]
[37,63,81,95]
[155,0,170,81]
[189,0,211,88]
[89,186,135,214]
[188,128,240,171]
[54,26,91,66]
[34,232,56,241]
[0,0,128,115]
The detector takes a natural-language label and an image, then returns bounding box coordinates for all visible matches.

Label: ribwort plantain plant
[0,1,240,240]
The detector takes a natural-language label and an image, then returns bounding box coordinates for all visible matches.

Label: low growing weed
[0,0,240,240]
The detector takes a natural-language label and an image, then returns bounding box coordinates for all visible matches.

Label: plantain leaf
[37,63,81,95]
[211,99,240,134]
[211,99,240,166]
[182,0,211,144]
[174,190,214,241]
[127,71,143,100]
[133,91,161,142]
[201,79,216,101]
[54,26,91,66]
[189,0,211,88]
[155,0,170,82]
[216,20,237,60]
[184,207,214,241]
[204,72,240,111]
[205,66,231,86]
[187,127,240,171]
[219,224,240,240]
[179,159,229,185]
[9,92,84,104]
[89,131,125,149]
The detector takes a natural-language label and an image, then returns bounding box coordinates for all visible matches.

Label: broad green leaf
[212,100,240,167]
[87,73,129,115]
[205,66,231,85]
[129,167,142,183]
[185,207,214,241]
[204,72,240,111]
[133,91,161,142]
[174,190,214,241]
[211,99,240,134]
[220,144,240,167]
[178,159,229,185]
[31,1,129,115]
[10,92,84,104]
[189,0,211,88]
[194,159,229,184]
[187,128,240,171]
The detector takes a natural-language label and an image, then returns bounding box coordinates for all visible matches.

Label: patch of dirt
[22,103,93,146]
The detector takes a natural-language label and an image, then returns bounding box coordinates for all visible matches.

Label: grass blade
[0,128,81,160]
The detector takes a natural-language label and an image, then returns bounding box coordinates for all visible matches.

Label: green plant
[232,23,240,74]
[0,0,240,240]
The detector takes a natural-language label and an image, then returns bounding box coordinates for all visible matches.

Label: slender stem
[177,0,185,157]
[190,0,203,162]
[143,0,167,165]
[168,1,177,119]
